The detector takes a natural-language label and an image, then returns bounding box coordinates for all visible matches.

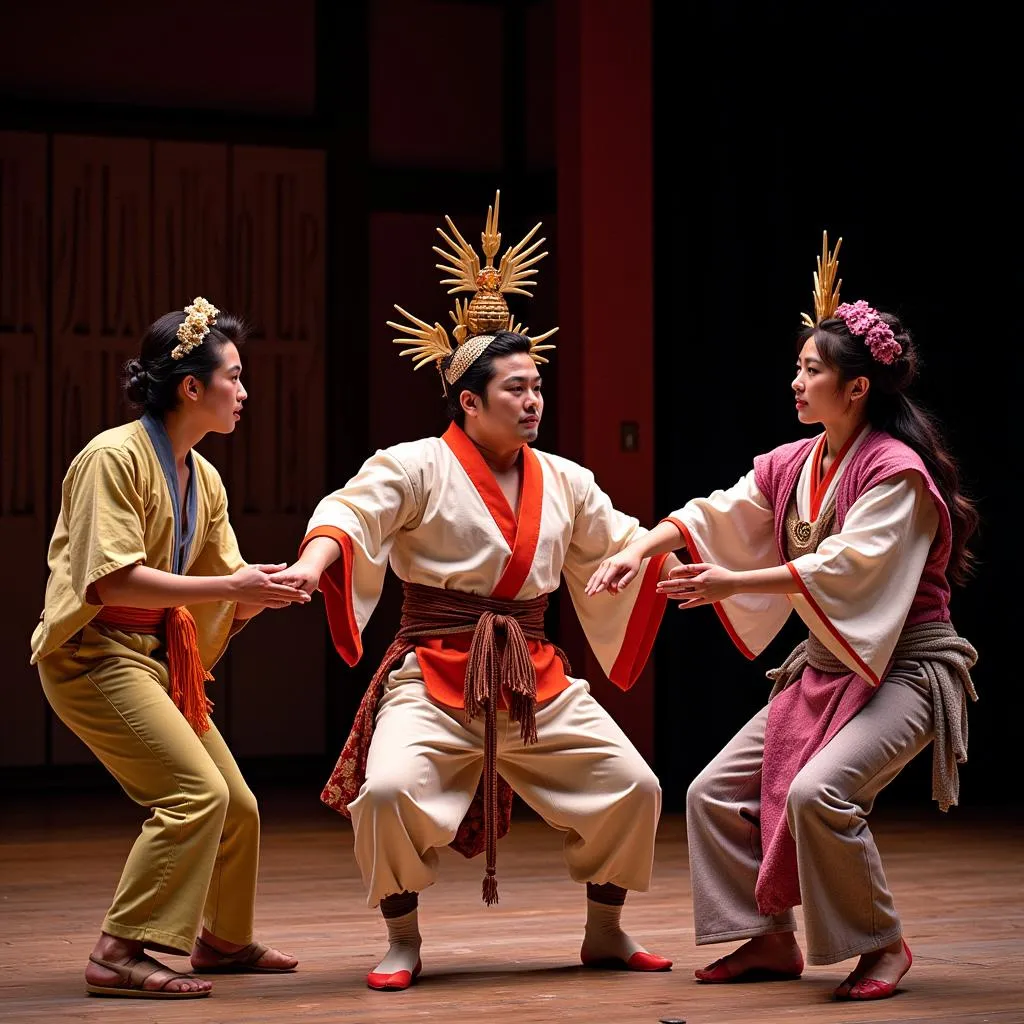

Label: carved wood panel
[51,135,151,476]
[153,141,232,474]
[0,132,49,765]
[49,136,152,762]
[229,146,325,515]
[226,146,325,756]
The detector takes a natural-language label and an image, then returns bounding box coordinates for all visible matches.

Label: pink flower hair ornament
[835,300,903,365]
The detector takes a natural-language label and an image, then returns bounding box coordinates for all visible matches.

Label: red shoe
[695,956,803,983]
[366,959,422,991]
[835,940,912,1001]
[582,950,673,972]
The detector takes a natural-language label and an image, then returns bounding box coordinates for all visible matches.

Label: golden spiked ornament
[389,191,558,387]
[801,231,843,327]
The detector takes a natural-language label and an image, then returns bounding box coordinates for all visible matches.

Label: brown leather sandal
[191,936,297,974]
[85,954,210,998]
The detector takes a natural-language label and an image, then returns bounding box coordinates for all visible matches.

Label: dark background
[653,2,1019,809]
[0,1,1017,813]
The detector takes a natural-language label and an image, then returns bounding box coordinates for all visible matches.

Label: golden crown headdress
[172,296,219,360]
[800,231,842,327]
[800,232,903,364]
[389,191,558,389]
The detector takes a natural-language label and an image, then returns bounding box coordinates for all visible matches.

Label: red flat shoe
[695,957,803,983]
[835,940,912,1001]
[366,959,422,991]
[582,950,673,972]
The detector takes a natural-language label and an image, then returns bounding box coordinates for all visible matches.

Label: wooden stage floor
[1,788,1022,1024]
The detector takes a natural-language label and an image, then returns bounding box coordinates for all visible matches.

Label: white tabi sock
[582,899,646,962]
[373,908,422,976]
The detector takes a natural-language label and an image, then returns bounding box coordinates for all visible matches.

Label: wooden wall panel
[0,132,50,765]
[226,146,325,757]
[49,135,152,763]
[7,134,326,766]
[152,143,229,321]
[153,140,233,712]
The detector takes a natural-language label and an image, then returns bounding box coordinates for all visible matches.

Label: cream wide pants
[349,652,662,907]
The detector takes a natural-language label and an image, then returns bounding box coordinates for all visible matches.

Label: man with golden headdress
[275,194,676,990]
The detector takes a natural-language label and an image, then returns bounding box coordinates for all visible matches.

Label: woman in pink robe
[587,297,978,1001]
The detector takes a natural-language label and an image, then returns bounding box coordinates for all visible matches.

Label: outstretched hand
[268,560,321,597]
[656,562,737,608]
[585,547,643,597]
[230,564,312,609]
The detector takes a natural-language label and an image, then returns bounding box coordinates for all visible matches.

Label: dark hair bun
[123,358,150,406]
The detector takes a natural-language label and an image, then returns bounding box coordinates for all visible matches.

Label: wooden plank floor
[1,789,1022,1023]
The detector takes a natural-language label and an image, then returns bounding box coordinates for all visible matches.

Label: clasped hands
[584,546,737,608]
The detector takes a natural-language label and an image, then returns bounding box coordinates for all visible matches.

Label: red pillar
[556,0,656,757]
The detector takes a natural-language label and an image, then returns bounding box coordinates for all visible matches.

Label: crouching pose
[277,195,677,990]
[588,237,978,1002]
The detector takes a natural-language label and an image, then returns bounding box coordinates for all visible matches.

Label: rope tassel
[465,611,541,905]
[166,606,214,735]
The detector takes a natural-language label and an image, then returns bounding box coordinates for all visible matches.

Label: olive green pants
[39,622,259,954]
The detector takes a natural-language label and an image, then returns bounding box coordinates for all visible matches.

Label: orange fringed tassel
[165,606,214,735]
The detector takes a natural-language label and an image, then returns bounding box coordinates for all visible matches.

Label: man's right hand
[584,547,643,597]
[267,560,322,596]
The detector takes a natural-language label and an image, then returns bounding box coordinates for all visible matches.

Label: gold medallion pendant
[794,520,812,544]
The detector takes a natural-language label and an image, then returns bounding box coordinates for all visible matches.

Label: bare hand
[268,560,321,596]
[656,562,737,608]
[229,564,312,609]
[585,547,643,597]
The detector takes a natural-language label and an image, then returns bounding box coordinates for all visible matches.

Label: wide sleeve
[561,470,673,691]
[786,471,939,685]
[664,469,791,659]
[300,448,422,666]
[64,448,148,604]
[187,476,247,670]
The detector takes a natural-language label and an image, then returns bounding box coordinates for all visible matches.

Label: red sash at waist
[95,606,166,632]
[94,605,213,735]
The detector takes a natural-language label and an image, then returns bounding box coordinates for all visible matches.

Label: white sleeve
[666,470,791,658]
[787,471,939,684]
[302,448,422,665]
[562,470,670,689]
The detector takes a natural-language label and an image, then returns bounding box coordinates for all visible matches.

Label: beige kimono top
[31,416,246,672]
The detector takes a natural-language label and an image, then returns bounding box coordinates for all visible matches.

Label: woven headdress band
[389,191,558,389]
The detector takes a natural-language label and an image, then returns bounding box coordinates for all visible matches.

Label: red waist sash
[95,605,213,735]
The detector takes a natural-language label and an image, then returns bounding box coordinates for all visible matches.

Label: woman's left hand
[656,562,738,608]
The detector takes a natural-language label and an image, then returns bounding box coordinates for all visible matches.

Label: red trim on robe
[300,526,361,666]
[608,553,669,690]
[492,445,543,600]
[442,423,517,547]
[785,561,880,686]
[809,430,860,521]
[664,516,756,661]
